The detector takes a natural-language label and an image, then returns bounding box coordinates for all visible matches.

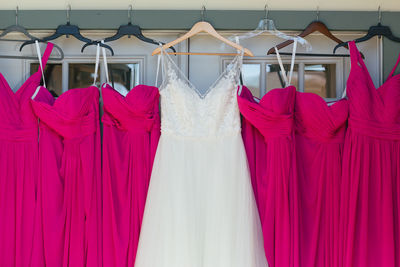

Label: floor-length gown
[294,92,348,267]
[237,85,298,267]
[339,41,400,267]
[135,48,268,267]
[30,86,102,267]
[0,42,53,267]
[102,83,160,267]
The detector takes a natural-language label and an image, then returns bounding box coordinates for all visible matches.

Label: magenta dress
[0,43,53,267]
[30,86,102,267]
[238,85,299,267]
[339,41,400,267]
[294,92,348,267]
[102,84,160,267]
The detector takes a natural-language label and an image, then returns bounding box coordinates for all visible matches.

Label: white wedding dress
[134,47,268,267]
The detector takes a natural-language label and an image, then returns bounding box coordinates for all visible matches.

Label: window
[30,58,144,95]
[30,63,63,97]
[304,64,336,98]
[241,63,261,98]
[107,63,141,92]
[69,63,97,88]
[266,63,299,92]
[223,57,344,100]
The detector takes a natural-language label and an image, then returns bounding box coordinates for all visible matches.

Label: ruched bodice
[294,92,348,143]
[237,86,295,140]
[102,84,160,134]
[0,71,43,142]
[347,41,400,140]
[31,86,99,140]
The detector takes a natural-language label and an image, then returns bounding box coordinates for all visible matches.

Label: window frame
[222,56,345,101]
[26,55,146,93]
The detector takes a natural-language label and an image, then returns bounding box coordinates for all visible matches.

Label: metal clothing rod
[0,10,398,31]
[271,52,350,57]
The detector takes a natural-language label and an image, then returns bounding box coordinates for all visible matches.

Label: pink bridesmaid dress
[102,83,160,267]
[294,92,348,267]
[339,41,400,267]
[0,42,53,267]
[30,45,102,267]
[238,85,299,267]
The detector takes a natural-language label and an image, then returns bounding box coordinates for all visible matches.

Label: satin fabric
[238,85,299,267]
[102,84,160,267]
[0,43,53,267]
[339,41,400,267]
[31,86,102,267]
[294,92,348,267]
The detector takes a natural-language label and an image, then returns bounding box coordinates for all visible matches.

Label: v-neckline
[356,59,398,92]
[160,49,243,100]
[350,42,400,106]
[0,71,41,108]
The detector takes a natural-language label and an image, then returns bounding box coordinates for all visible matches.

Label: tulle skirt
[135,132,268,267]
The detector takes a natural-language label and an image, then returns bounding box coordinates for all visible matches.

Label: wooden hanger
[267,8,357,57]
[152,7,253,57]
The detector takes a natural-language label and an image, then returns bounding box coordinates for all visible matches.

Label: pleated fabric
[339,41,400,267]
[238,85,299,267]
[30,86,102,267]
[102,84,160,267]
[294,92,348,267]
[0,43,53,267]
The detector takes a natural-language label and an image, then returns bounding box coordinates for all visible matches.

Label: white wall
[2,0,400,11]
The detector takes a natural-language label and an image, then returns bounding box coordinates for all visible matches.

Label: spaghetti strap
[38,42,54,73]
[349,41,371,73]
[155,43,163,87]
[387,52,400,79]
[348,41,361,66]
[274,38,297,87]
[31,41,54,99]
[93,41,110,87]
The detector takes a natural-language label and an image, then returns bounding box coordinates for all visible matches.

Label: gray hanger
[0,7,64,60]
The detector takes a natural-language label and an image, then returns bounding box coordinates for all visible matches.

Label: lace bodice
[157,49,244,138]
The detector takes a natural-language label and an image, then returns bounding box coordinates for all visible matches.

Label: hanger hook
[378,6,382,23]
[66,4,71,24]
[316,6,320,21]
[201,5,206,21]
[15,6,18,26]
[264,3,269,19]
[128,4,133,24]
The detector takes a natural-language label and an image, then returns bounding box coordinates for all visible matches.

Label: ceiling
[3,0,400,11]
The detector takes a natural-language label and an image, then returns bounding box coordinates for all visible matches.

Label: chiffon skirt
[135,132,268,267]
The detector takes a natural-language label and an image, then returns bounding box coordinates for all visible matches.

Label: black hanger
[0,7,64,60]
[19,5,114,55]
[81,5,175,53]
[334,7,400,53]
